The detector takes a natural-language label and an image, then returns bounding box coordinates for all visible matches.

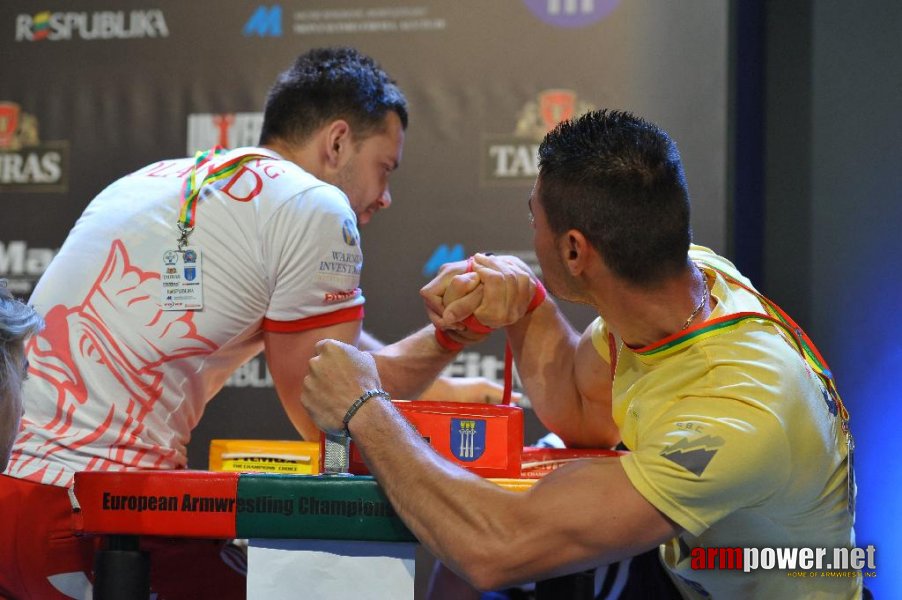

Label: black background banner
[3,2,900,597]
[0,0,729,465]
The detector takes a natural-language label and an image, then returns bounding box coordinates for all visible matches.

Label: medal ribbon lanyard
[634,264,851,437]
[632,263,855,515]
[698,266,856,515]
[176,146,271,249]
[718,269,850,433]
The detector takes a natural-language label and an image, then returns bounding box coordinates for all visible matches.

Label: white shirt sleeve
[260,184,365,332]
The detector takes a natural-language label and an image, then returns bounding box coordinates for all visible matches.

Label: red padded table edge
[74,470,239,538]
[520,447,624,477]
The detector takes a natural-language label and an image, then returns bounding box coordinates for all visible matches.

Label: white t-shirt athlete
[6,147,365,487]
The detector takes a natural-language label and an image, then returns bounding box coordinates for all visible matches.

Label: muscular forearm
[300,341,662,589]
[371,326,458,400]
[347,397,656,589]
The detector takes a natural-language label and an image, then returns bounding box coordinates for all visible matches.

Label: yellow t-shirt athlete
[299,109,860,600]
[593,246,856,598]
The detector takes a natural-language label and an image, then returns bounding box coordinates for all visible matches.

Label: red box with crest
[343,400,523,478]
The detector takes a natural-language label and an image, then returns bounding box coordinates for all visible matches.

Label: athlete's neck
[593,263,713,349]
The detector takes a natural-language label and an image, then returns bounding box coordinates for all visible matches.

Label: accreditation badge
[160,246,204,311]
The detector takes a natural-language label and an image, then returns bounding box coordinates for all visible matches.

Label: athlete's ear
[562,230,589,276]
[324,120,352,168]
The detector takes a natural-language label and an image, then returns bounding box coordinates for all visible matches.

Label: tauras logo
[0,102,69,192]
[15,10,169,42]
[482,90,594,183]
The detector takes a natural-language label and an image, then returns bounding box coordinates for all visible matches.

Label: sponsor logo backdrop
[0,0,729,466]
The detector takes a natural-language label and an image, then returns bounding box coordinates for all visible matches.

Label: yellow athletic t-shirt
[590,246,858,599]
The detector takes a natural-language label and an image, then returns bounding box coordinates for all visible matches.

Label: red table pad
[74,470,239,538]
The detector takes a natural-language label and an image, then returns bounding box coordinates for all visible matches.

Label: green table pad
[236,474,416,542]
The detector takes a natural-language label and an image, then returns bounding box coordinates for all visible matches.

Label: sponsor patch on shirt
[660,434,725,477]
[342,218,358,246]
[316,248,362,285]
[323,287,361,305]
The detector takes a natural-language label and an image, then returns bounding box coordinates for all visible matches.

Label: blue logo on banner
[184,267,196,281]
[244,5,282,37]
[423,243,466,277]
[451,419,486,462]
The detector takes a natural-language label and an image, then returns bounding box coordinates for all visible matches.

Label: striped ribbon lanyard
[634,264,851,438]
[176,146,270,248]
[629,263,855,514]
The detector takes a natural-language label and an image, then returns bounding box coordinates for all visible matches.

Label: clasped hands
[302,254,542,435]
[421,253,543,348]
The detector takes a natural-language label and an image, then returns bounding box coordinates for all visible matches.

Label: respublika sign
[15,10,169,42]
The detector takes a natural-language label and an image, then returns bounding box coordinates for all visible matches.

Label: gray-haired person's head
[0,281,43,470]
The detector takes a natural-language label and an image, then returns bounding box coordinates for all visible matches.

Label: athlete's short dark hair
[537,109,691,285]
[260,47,408,146]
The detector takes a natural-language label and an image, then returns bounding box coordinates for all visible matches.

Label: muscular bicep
[263,320,361,440]
[562,326,619,447]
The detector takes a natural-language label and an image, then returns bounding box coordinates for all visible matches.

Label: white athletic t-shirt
[6,148,365,487]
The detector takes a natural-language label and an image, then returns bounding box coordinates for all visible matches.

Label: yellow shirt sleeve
[620,395,792,537]
[588,316,611,364]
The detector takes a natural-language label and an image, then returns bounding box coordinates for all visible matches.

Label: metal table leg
[93,534,150,600]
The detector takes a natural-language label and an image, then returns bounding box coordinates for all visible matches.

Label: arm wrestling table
[73,401,617,599]
[73,470,576,599]
[74,468,602,599]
